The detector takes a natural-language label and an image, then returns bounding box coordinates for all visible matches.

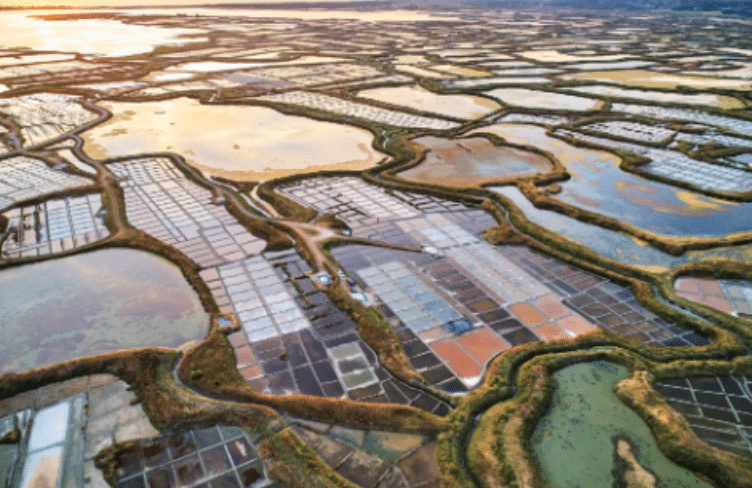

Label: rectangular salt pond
[27,402,70,452]
[342,370,377,389]
[19,446,63,488]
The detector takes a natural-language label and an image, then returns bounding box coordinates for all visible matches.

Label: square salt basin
[227,332,248,347]
[734,300,752,315]
[466,299,498,313]
[329,343,362,360]
[338,357,370,375]
[240,365,263,381]
[418,327,449,343]
[433,309,463,323]
[237,307,266,321]
[429,339,482,379]
[407,316,438,331]
[234,345,256,367]
[700,296,735,315]
[242,316,272,331]
[399,307,428,322]
[535,295,570,319]
[246,327,278,342]
[456,327,511,363]
[696,279,726,298]
[508,303,548,326]
[342,369,376,389]
[28,401,70,451]
[556,316,596,335]
[502,327,541,346]
[533,324,571,341]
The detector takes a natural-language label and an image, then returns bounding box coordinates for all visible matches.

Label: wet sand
[398,136,552,187]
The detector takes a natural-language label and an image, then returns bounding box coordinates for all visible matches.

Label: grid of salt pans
[256,91,460,130]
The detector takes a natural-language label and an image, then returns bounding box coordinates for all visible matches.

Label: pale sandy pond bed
[562,69,752,90]
[567,84,744,109]
[357,85,500,120]
[398,135,552,186]
[485,88,601,111]
[0,11,205,57]
[82,97,385,182]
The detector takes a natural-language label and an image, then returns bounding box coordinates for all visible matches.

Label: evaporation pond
[399,136,552,186]
[82,97,385,182]
[0,249,208,374]
[474,123,752,237]
[0,11,205,57]
[531,361,711,488]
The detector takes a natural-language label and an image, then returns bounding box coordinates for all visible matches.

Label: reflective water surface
[82,98,385,182]
[0,249,208,373]
[474,123,752,238]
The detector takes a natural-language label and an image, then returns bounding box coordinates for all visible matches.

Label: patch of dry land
[398,135,552,186]
[82,97,385,181]
[562,69,752,90]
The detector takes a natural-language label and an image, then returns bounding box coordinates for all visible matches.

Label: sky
[2,0,365,6]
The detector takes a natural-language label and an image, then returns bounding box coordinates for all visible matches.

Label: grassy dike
[221,194,294,251]
[257,178,318,222]
[254,428,361,488]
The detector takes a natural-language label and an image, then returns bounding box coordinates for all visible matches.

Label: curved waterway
[530,361,712,487]
[493,185,686,269]
[0,249,209,374]
[493,185,752,269]
[474,123,752,238]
